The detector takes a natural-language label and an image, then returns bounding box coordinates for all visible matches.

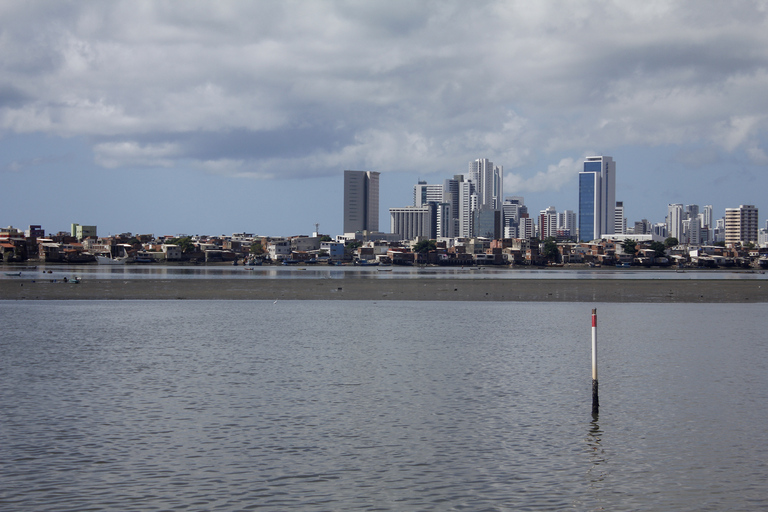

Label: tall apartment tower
[343,170,380,233]
[578,156,616,241]
[558,209,577,237]
[725,205,759,245]
[614,201,626,234]
[468,158,503,210]
[538,206,558,240]
[667,203,684,241]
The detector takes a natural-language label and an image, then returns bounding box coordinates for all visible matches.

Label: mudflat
[1,277,766,302]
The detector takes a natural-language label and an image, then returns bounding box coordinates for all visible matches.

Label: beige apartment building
[725,204,759,245]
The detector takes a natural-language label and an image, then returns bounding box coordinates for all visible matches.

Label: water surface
[2,300,766,510]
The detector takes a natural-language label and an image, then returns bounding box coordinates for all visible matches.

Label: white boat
[95,246,131,265]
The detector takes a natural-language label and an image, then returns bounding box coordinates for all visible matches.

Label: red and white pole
[591,308,599,414]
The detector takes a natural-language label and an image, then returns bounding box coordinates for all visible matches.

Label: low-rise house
[162,244,182,261]
[320,241,345,261]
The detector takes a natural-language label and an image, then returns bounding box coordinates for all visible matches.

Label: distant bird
[273,299,278,304]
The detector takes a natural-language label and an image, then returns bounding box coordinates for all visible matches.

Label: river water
[2,300,767,511]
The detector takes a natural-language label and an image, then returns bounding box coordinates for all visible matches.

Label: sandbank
[1,277,766,302]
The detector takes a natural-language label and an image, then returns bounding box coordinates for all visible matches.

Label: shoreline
[1,277,766,302]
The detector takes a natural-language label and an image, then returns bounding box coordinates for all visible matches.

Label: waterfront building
[71,223,97,241]
[578,156,616,241]
[343,170,380,233]
[725,205,759,245]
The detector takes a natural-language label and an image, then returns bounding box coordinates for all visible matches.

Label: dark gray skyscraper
[343,170,380,233]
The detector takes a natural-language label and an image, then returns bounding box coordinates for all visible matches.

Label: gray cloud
[2,0,768,190]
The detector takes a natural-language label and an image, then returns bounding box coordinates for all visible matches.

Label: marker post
[591,308,599,414]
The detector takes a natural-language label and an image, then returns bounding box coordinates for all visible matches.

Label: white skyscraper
[458,180,476,238]
[468,158,503,210]
[667,203,684,241]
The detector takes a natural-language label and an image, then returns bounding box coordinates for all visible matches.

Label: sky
[2,0,768,237]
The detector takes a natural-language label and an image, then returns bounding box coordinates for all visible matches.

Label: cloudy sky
[2,0,768,237]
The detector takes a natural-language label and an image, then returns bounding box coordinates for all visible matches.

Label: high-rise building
[458,180,476,238]
[343,170,380,233]
[578,156,615,241]
[413,181,444,207]
[517,214,535,240]
[538,206,558,240]
[558,209,576,233]
[725,205,759,246]
[667,203,684,241]
[468,158,503,210]
[390,204,435,240]
[474,209,502,239]
[614,201,626,234]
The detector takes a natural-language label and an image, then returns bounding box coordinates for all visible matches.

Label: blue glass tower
[578,156,615,241]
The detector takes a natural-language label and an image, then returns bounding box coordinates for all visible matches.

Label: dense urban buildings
[578,156,616,241]
[343,170,380,234]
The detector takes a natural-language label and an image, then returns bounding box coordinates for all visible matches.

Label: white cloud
[94,141,181,168]
[504,158,581,193]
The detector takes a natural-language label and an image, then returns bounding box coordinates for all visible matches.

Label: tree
[664,237,679,248]
[170,236,195,253]
[319,235,332,242]
[542,237,559,262]
[414,239,437,254]
[621,239,637,255]
[649,241,667,259]
[250,241,264,255]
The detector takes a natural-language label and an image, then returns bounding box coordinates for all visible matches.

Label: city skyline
[1,2,768,236]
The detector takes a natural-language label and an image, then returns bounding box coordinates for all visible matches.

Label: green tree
[621,239,637,255]
[170,236,195,253]
[664,237,679,248]
[250,241,264,255]
[319,235,332,242]
[542,237,559,262]
[414,239,437,254]
[649,241,667,258]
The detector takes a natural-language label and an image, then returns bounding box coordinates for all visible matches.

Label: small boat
[96,246,130,265]
[4,272,22,277]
